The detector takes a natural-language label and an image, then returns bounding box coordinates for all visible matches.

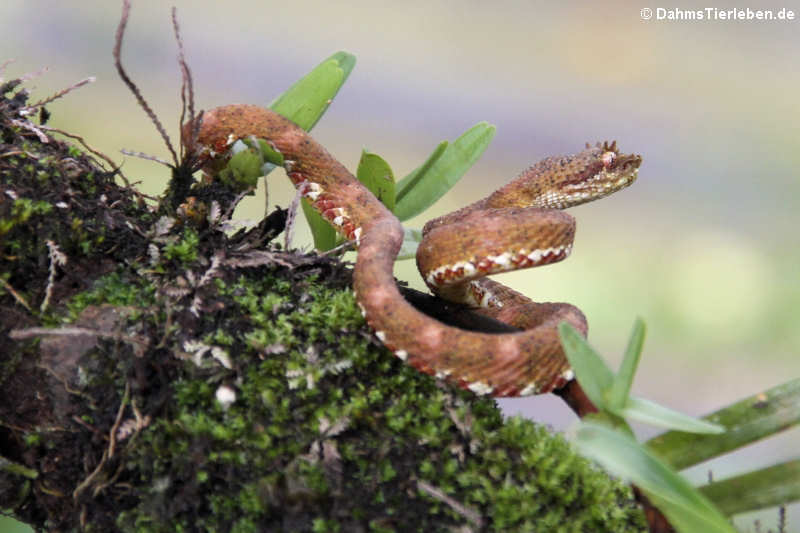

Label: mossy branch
[0,80,647,532]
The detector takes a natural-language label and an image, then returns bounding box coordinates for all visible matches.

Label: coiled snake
[188,104,641,397]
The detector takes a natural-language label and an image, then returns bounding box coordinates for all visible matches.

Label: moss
[0,197,53,237]
[107,267,644,532]
[163,227,200,264]
[22,433,41,447]
[64,270,156,320]
[1,105,151,329]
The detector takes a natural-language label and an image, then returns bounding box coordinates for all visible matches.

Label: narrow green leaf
[302,199,337,251]
[558,322,614,410]
[357,150,395,212]
[575,422,737,533]
[254,138,285,167]
[583,411,635,436]
[395,141,447,204]
[698,459,800,516]
[646,378,800,470]
[394,122,496,222]
[619,397,725,434]
[645,492,736,533]
[396,227,422,260]
[607,318,646,410]
[269,51,356,131]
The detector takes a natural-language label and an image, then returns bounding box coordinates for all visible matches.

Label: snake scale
[188,104,641,397]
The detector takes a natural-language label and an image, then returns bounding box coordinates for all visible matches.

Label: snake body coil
[189,104,641,397]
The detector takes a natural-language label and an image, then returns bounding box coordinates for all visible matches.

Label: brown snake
[188,104,641,397]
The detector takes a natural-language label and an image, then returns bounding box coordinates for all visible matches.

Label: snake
[187,104,641,397]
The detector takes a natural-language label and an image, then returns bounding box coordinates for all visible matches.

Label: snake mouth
[609,152,643,177]
[558,165,640,207]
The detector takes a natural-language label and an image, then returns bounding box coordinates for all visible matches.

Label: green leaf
[395,141,447,205]
[646,378,800,470]
[698,459,800,516]
[357,150,395,212]
[607,318,645,410]
[558,322,614,410]
[575,422,737,533]
[269,51,356,131]
[619,397,725,434]
[396,227,422,260]
[561,321,721,434]
[254,138,285,167]
[394,122,495,221]
[302,200,338,251]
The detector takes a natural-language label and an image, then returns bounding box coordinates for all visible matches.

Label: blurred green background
[2,1,798,530]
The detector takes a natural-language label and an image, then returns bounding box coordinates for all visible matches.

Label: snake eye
[601,151,616,168]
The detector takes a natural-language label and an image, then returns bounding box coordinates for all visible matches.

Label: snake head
[557,140,642,208]
[489,140,641,210]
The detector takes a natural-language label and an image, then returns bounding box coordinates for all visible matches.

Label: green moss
[65,270,155,320]
[107,265,645,532]
[208,328,235,347]
[163,227,200,264]
[22,433,41,447]
[0,197,53,237]
[312,517,340,533]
